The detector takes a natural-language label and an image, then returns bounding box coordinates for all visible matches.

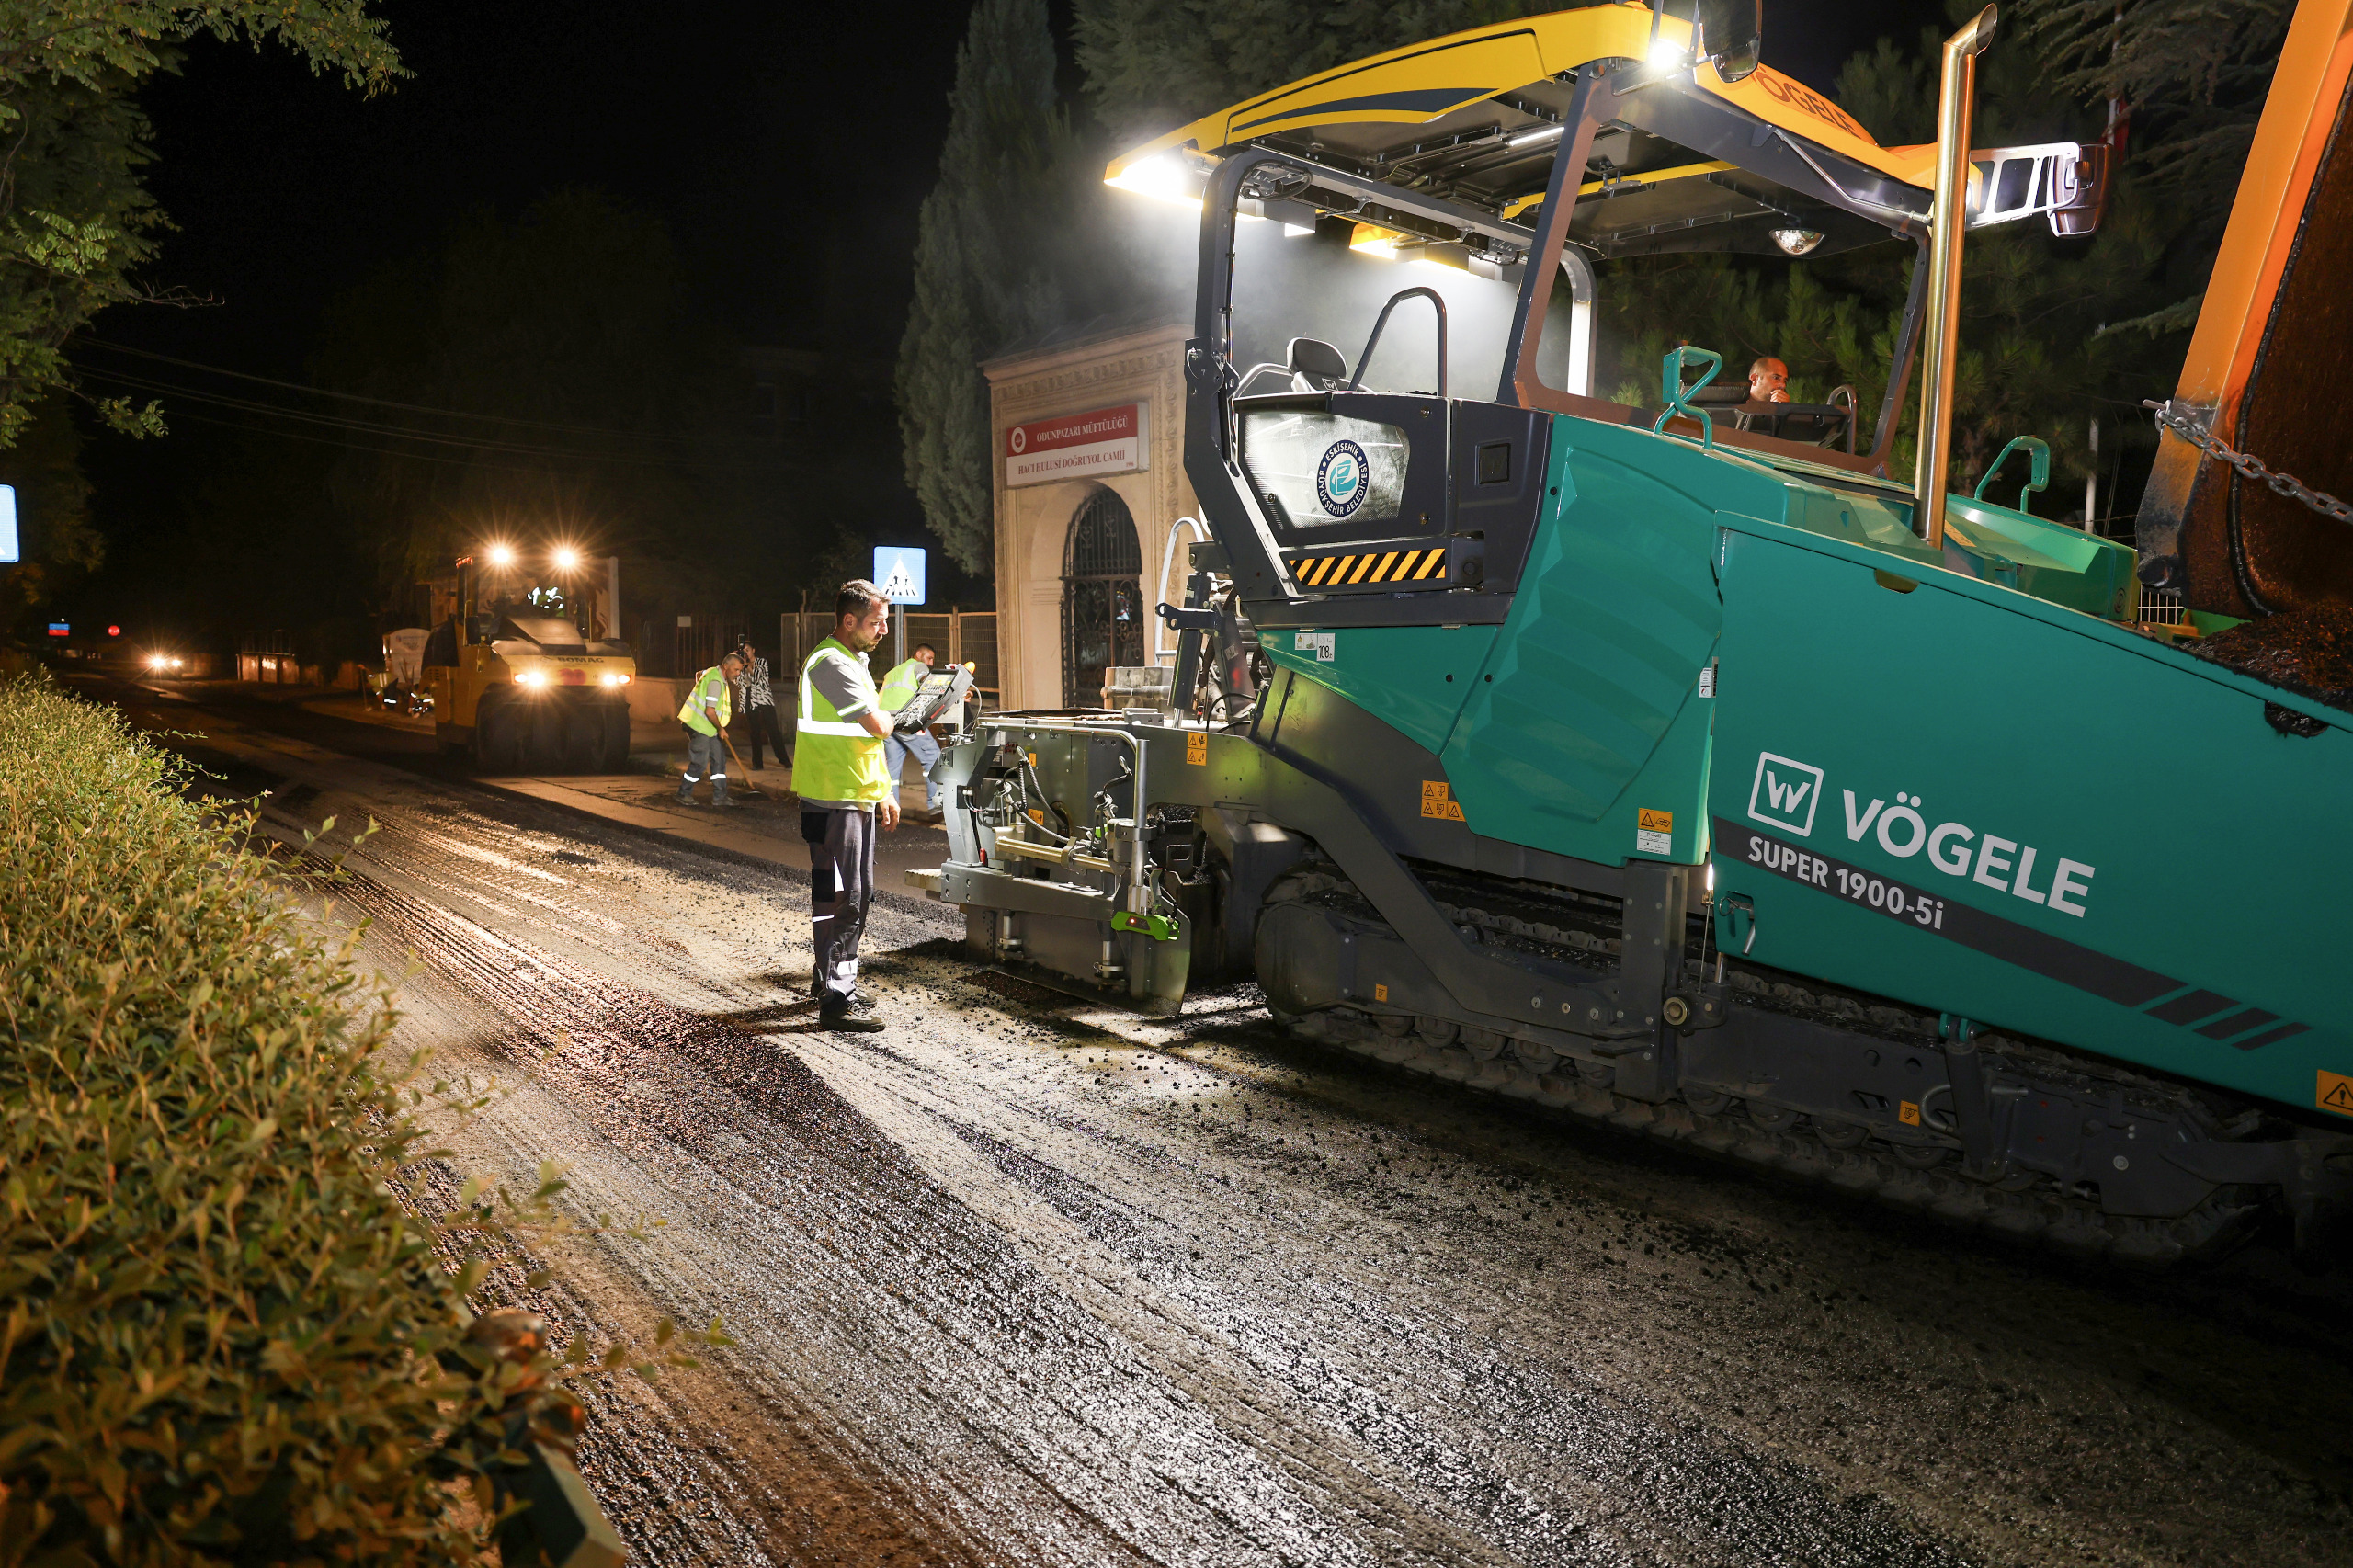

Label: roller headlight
[514,669,549,687]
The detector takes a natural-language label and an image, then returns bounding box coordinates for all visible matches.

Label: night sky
[70,0,1947,609]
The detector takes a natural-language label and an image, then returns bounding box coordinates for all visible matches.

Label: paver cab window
[1242,410,1409,528]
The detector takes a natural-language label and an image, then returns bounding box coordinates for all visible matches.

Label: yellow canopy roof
[1107,4,1938,201]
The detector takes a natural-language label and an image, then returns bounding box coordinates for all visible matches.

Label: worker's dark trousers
[739,704,789,769]
[681,728,727,794]
[803,805,876,1001]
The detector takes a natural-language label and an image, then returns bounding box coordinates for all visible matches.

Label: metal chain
[2144,399,2353,525]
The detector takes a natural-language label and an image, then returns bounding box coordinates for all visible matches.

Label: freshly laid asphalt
[85,675,2353,1567]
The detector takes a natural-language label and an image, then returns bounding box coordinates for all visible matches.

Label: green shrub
[0,677,551,1564]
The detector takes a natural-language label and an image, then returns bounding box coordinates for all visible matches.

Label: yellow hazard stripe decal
[1287,550,1449,586]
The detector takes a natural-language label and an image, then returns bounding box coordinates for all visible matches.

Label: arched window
[1062,487,1143,706]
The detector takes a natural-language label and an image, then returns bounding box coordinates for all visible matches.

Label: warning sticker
[1420,780,1466,822]
[1899,1100,1921,1126]
[1374,983,1389,1002]
[2320,1070,2353,1119]
[1293,630,1336,662]
[1636,807,1674,856]
[1186,731,1208,767]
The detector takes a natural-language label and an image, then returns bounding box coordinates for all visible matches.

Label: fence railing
[673,619,750,681]
[778,608,999,714]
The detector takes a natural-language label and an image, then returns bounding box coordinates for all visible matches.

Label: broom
[717,722,766,799]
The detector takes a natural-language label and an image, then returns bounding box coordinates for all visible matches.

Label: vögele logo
[1746,752,1824,836]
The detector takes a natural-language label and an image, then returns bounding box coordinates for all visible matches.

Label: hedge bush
[0,677,556,1564]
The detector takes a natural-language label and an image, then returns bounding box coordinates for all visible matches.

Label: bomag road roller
[917,0,2353,1264]
[423,543,636,773]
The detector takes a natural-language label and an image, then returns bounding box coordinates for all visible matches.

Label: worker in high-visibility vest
[877,641,943,816]
[796,580,899,1032]
[676,650,742,807]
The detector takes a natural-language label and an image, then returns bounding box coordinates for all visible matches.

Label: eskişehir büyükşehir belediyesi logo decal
[1317,439,1368,517]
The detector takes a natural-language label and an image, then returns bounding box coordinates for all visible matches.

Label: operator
[796,579,900,1033]
[676,650,743,808]
[1748,357,1790,403]
[877,641,943,818]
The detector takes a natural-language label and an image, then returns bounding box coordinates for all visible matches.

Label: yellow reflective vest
[796,639,890,803]
[878,657,929,716]
[676,665,732,736]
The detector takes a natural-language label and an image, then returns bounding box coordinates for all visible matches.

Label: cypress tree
[896,0,1076,575]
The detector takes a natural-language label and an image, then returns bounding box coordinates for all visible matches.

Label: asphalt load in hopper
[2191,599,2353,712]
[99,677,2353,1568]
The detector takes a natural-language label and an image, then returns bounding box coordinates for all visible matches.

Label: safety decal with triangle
[2319,1070,2353,1119]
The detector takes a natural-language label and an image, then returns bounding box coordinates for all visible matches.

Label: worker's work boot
[819,992,885,1033]
[712,778,734,809]
[676,778,697,806]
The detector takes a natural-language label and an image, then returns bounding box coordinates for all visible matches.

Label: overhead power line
[68,355,810,475]
[149,406,631,477]
[69,335,708,443]
[75,364,710,465]
[80,372,806,476]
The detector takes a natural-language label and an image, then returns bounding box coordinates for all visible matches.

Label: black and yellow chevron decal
[1290,547,1449,589]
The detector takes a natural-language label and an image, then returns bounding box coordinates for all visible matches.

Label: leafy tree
[2024,0,2290,201]
[2016,0,2292,334]
[0,3,402,448]
[897,0,1099,574]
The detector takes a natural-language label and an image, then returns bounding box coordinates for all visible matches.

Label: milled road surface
[93,676,2353,1567]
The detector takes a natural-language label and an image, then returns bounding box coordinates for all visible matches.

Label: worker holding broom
[676,649,742,808]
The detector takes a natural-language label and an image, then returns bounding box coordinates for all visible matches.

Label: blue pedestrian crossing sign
[873,546,926,606]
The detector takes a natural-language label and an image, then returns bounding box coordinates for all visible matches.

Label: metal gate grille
[1063,489,1143,706]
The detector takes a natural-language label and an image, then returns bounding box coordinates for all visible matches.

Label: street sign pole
[872,546,927,674]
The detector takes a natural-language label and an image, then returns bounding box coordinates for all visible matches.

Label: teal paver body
[1259,412,2343,1119]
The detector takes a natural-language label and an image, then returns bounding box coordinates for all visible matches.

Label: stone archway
[1061,486,1144,707]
